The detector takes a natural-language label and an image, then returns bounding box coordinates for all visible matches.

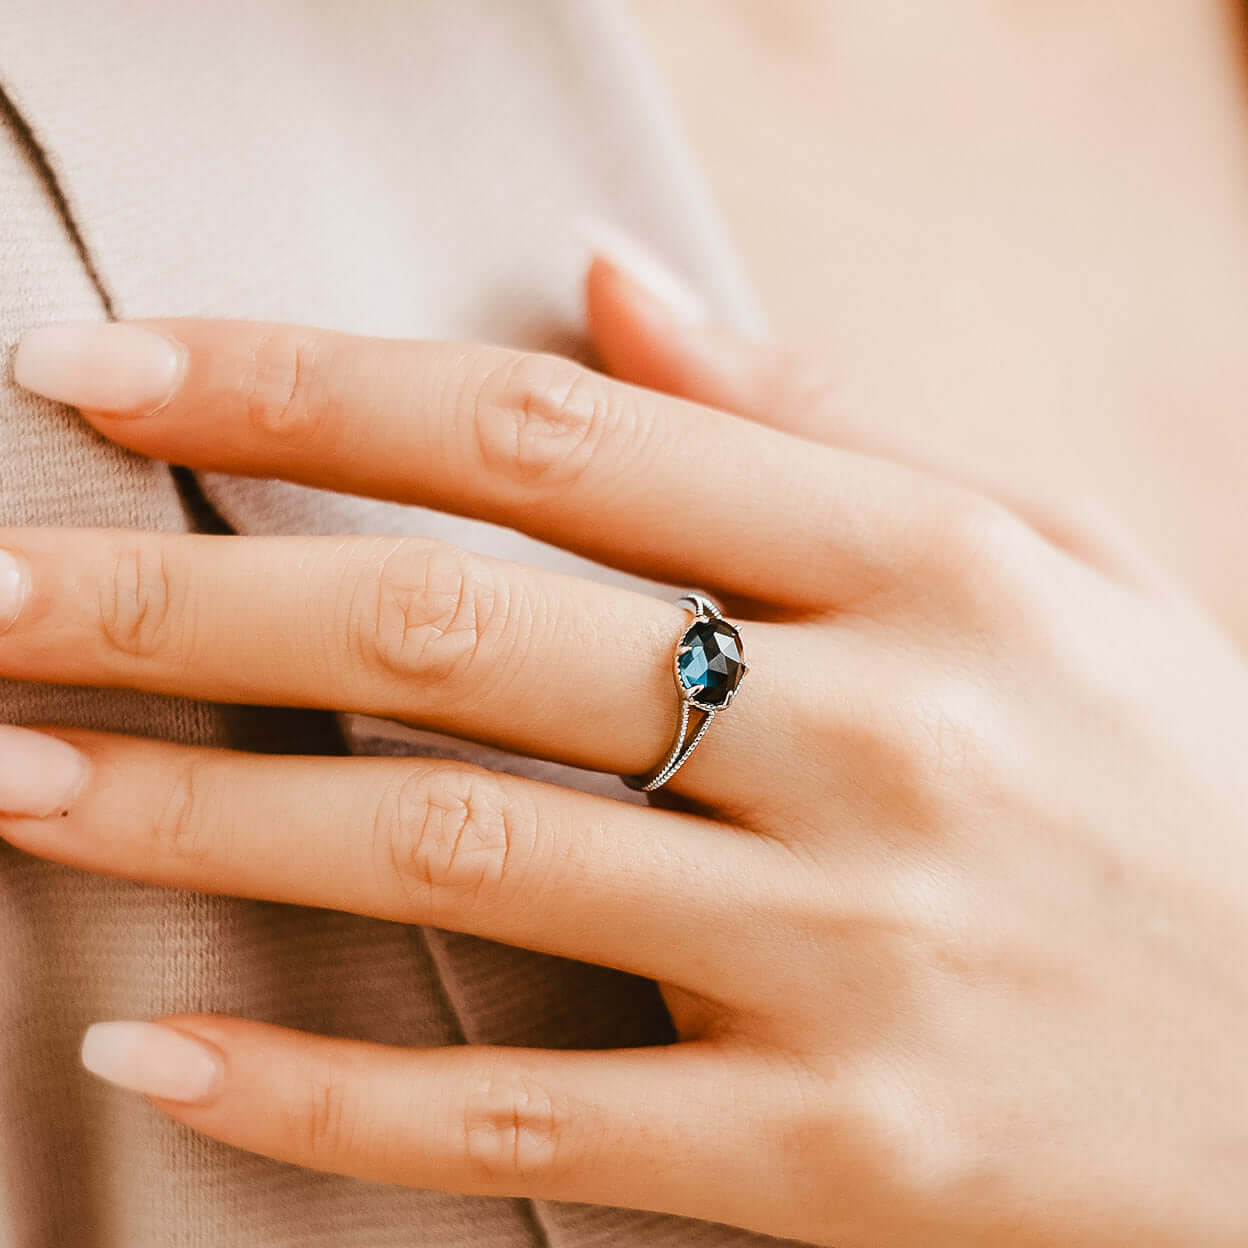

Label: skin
[0,263,1246,1245]
[630,0,1248,648]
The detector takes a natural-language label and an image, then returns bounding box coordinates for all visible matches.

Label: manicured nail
[577,217,709,325]
[0,550,27,632]
[14,322,185,415]
[0,725,88,817]
[81,1021,223,1104]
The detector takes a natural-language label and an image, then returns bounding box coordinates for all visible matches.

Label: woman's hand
[3,263,1247,1246]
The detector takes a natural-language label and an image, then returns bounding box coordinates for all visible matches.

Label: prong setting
[625,592,748,791]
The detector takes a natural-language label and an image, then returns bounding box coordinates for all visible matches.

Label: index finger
[15,319,940,609]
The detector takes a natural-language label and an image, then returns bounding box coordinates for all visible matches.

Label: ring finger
[0,528,799,803]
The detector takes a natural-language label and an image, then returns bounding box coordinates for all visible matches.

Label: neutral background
[631,0,1248,650]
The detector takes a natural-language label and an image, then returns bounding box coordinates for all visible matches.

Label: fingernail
[577,217,709,325]
[14,322,185,415]
[81,1021,223,1104]
[0,550,28,632]
[0,726,88,817]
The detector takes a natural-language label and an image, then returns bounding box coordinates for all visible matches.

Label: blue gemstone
[678,618,745,708]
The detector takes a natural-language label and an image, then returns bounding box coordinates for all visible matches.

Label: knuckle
[290,1062,355,1164]
[901,674,994,790]
[879,1085,1000,1215]
[781,1061,943,1218]
[808,662,998,825]
[1036,496,1141,570]
[908,493,1039,617]
[149,756,218,865]
[926,494,1025,573]
[461,1066,567,1187]
[1049,496,1117,543]
[241,326,327,445]
[97,538,185,660]
[377,765,521,916]
[764,345,842,422]
[470,352,623,492]
[864,1076,956,1206]
[353,541,514,690]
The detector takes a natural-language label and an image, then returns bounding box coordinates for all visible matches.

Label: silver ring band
[624,592,748,793]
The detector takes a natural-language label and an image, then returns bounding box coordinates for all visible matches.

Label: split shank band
[625,593,748,793]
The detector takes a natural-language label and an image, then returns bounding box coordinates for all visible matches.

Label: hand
[3,261,1247,1246]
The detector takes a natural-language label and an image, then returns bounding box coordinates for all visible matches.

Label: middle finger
[17,320,942,611]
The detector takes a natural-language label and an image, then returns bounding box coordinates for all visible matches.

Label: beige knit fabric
[0,3,799,1245]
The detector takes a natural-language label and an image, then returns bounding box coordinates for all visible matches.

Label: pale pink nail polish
[14,322,185,414]
[81,1022,223,1104]
[577,217,709,325]
[0,725,88,818]
[0,550,27,632]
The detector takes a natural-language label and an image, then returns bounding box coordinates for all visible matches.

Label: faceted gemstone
[677,618,745,708]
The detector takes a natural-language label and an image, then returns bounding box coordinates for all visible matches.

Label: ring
[624,592,749,792]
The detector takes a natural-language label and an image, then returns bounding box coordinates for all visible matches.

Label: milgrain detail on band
[625,592,748,792]
[629,698,716,793]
